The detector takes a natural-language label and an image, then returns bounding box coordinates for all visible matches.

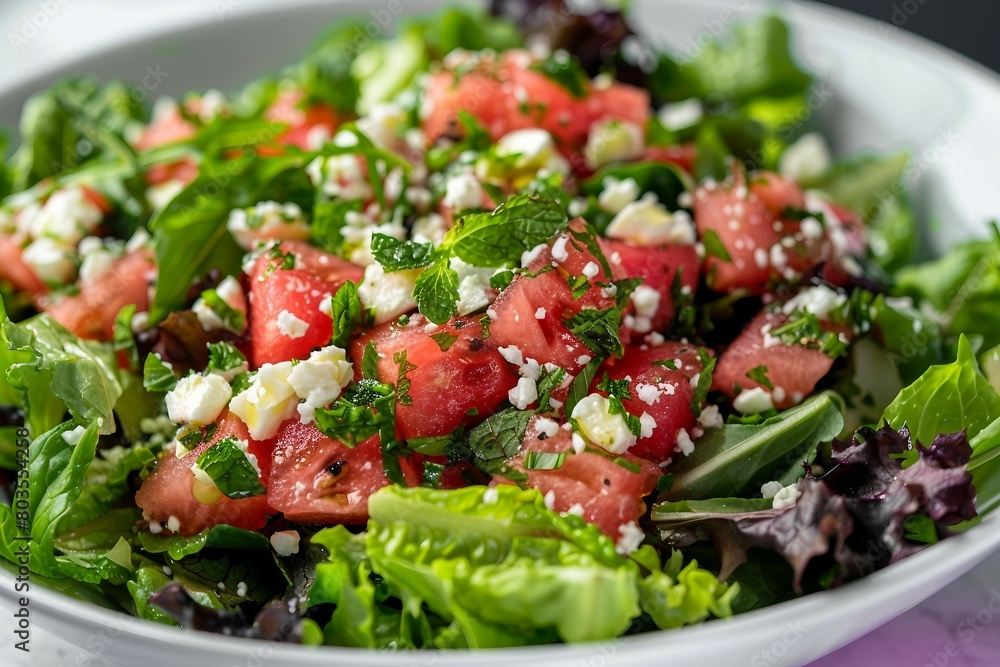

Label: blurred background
[819,0,999,71]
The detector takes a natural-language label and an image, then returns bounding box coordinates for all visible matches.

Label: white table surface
[1,1,999,666]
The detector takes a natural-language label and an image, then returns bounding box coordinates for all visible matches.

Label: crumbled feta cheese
[676,428,695,456]
[77,237,119,285]
[534,307,547,320]
[411,213,448,246]
[442,171,484,211]
[499,345,524,366]
[276,310,309,339]
[226,201,310,250]
[772,484,802,510]
[28,186,104,245]
[146,179,186,211]
[357,262,420,324]
[800,216,824,241]
[697,404,724,430]
[495,128,570,178]
[550,235,570,262]
[287,346,354,423]
[635,383,663,406]
[355,102,407,152]
[543,490,557,510]
[520,242,549,268]
[270,530,301,556]
[598,176,641,214]
[606,193,696,246]
[584,119,645,170]
[21,237,76,284]
[571,394,636,455]
[166,374,233,426]
[571,432,587,454]
[639,412,657,439]
[534,417,560,438]
[581,262,600,280]
[166,516,181,533]
[576,354,592,366]
[193,276,246,333]
[658,98,703,131]
[782,285,847,320]
[229,362,299,440]
[616,521,645,556]
[194,89,227,123]
[306,154,373,201]
[733,387,775,415]
[779,132,832,183]
[451,257,497,316]
[236,581,248,597]
[760,481,784,499]
[630,285,661,320]
[508,377,538,410]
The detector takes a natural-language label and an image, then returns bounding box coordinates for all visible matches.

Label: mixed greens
[1,0,999,651]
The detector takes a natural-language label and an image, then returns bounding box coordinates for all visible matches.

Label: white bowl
[2,1,999,665]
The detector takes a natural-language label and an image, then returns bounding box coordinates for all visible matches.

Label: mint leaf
[199,288,246,333]
[702,229,733,263]
[524,450,567,470]
[311,199,363,255]
[566,356,604,417]
[205,342,247,377]
[330,280,366,348]
[446,194,568,268]
[195,436,265,500]
[361,342,380,381]
[566,308,624,359]
[466,408,533,475]
[371,234,435,271]
[143,353,177,392]
[315,379,396,448]
[530,53,589,99]
[413,257,460,325]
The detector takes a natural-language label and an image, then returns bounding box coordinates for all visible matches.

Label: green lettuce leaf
[665,392,844,500]
[882,335,1000,445]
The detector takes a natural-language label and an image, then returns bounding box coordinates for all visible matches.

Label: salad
[1,0,999,650]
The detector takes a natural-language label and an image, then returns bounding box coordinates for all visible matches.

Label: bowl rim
[2,0,1000,663]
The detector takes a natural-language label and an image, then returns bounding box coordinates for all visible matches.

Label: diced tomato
[351,315,518,440]
[490,226,617,375]
[597,342,703,462]
[135,412,275,536]
[643,144,697,175]
[267,421,419,524]
[0,234,45,295]
[423,53,649,170]
[712,309,837,410]
[693,171,831,293]
[504,421,659,541]
[40,250,154,340]
[600,238,700,335]
[247,242,364,366]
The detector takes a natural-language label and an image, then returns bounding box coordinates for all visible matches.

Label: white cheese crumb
[276,309,310,339]
[229,362,299,440]
[779,132,832,183]
[761,481,784,499]
[571,394,636,455]
[270,530,301,556]
[606,193,696,246]
[782,285,847,321]
[639,412,657,439]
[598,177,641,214]
[616,521,645,556]
[772,484,802,510]
[508,377,538,410]
[287,346,354,423]
[535,307,547,320]
[733,387,775,415]
[166,374,233,426]
[551,236,570,262]
[676,428,695,456]
[697,404,724,430]
[635,383,663,406]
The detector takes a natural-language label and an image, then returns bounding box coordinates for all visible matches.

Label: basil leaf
[361,342,381,381]
[143,353,177,392]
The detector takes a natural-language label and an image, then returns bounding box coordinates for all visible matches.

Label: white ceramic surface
[1,1,999,666]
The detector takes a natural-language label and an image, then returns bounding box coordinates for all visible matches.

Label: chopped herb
[691,348,716,416]
[143,353,177,393]
[393,350,416,407]
[430,330,459,352]
[702,229,733,263]
[524,450,567,470]
[421,461,445,488]
[361,342,380,381]
[566,308,624,359]
[371,234,436,272]
[194,436,265,500]
[206,342,247,376]
[566,356,605,417]
[330,280,367,348]
[199,288,246,333]
[746,365,773,390]
[530,53,589,99]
